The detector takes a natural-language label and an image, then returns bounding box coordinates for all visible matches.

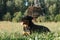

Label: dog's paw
[23,31,30,36]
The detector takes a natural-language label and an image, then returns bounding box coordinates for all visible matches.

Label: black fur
[21,16,50,34]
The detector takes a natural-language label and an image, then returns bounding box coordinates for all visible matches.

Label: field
[0,21,60,40]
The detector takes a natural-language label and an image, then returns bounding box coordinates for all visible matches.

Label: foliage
[0,0,60,22]
[36,15,55,22]
[49,4,56,15]
[45,15,54,22]
[12,12,22,22]
[37,16,46,22]
[55,14,60,22]
[3,12,11,21]
[0,32,59,40]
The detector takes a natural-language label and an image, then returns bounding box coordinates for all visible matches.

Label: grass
[0,21,60,40]
[0,32,60,40]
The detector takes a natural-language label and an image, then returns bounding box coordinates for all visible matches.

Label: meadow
[0,21,60,40]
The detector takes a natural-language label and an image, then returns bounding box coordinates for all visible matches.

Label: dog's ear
[21,16,33,21]
[26,16,33,21]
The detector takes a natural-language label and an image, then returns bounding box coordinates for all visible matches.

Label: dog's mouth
[23,22,27,25]
[20,21,29,27]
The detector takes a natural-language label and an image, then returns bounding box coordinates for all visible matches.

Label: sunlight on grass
[0,21,60,40]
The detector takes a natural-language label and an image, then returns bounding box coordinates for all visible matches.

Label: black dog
[21,16,50,35]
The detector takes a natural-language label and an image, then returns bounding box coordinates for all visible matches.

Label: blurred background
[0,0,60,22]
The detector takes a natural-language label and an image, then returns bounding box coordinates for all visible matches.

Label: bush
[45,15,54,22]
[37,16,46,22]
[3,12,11,21]
[36,15,55,22]
[55,14,60,22]
[12,12,22,22]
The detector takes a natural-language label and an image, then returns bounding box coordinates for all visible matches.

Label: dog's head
[21,16,33,35]
[21,16,33,26]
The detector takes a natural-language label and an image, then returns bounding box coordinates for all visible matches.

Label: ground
[0,21,60,40]
[0,21,60,34]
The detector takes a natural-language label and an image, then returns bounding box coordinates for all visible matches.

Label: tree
[12,12,22,22]
[56,0,60,15]
[0,0,7,20]
[3,12,11,21]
